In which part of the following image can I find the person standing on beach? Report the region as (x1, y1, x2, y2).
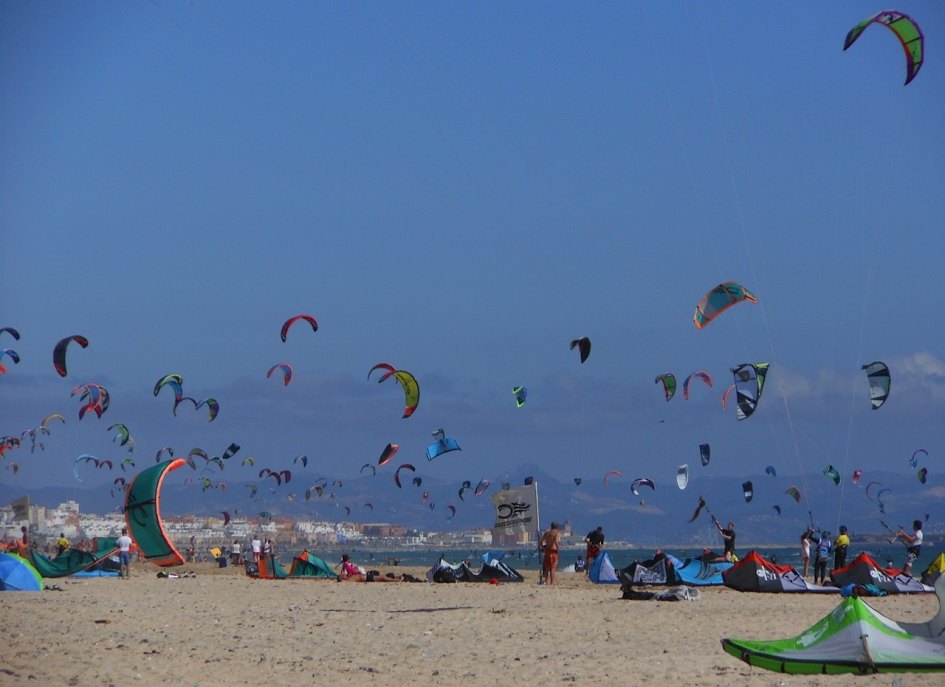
(539, 522, 561, 586)
(833, 526, 850, 570)
(897, 520, 923, 576)
(117, 527, 133, 579)
(230, 539, 241, 566)
(716, 520, 737, 562)
(584, 526, 605, 577)
(251, 534, 262, 563)
(56, 532, 70, 557)
(800, 529, 813, 577)
(813, 531, 831, 584)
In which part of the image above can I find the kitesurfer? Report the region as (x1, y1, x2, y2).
(833, 526, 850, 569)
(800, 529, 813, 578)
(716, 521, 737, 562)
(117, 527, 133, 579)
(584, 526, 605, 578)
(897, 520, 923, 575)
(814, 531, 831, 585)
(539, 522, 561, 586)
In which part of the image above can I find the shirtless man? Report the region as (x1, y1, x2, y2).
(539, 522, 561, 586)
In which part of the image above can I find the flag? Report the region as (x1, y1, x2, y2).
(491, 482, 539, 537)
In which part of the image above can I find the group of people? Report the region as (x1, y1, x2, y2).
(799, 519, 923, 584)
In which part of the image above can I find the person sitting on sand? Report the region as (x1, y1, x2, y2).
(337, 554, 397, 582)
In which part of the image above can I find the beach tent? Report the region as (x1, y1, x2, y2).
(668, 553, 731, 586)
(831, 553, 933, 594)
(723, 551, 839, 593)
(588, 551, 619, 584)
(28, 537, 119, 578)
(922, 553, 945, 587)
(0, 552, 43, 591)
(722, 573, 945, 674)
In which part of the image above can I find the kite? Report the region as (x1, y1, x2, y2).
(0, 349, 20, 366)
(0, 327, 20, 340)
(603, 470, 622, 487)
(630, 477, 655, 495)
(363, 503, 374, 511)
(393, 463, 415, 488)
(124, 458, 187, 566)
(655, 373, 676, 401)
(221, 511, 231, 527)
(458, 480, 472, 501)
(721, 383, 736, 411)
(73, 454, 100, 483)
(693, 282, 757, 329)
(742, 481, 754, 503)
(474, 479, 490, 496)
(41, 414, 66, 428)
(446, 505, 457, 519)
(570, 337, 591, 363)
(699, 443, 711, 467)
(153, 374, 184, 400)
(412, 477, 422, 487)
(772, 505, 781, 516)
(865, 481, 882, 500)
(785, 486, 801, 504)
(918, 467, 928, 484)
(688, 496, 707, 523)
(280, 314, 318, 342)
(196, 398, 220, 422)
(367, 363, 396, 382)
(360, 463, 376, 476)
(676, 465, 689, 490)
(910, 449, 927, 468)
(426, 429, 461, 460)
(852, 468, 862, 484)
(53, 335, 89, 377)
(683, 371, 713, 400)
(765, 465, 777, 477)
(267, 363, 294, 386)
(573, 477, 582, 486)
(220, 443, 240, 461)
(512, 386, 527, 408)
(731, 363, 769, 420)
(823, 465, 841, 486)
(108, 423, 131, 447)
(861, 361, 890, 410)
(843, 10, 924, 85)
(374, 369, 420, 418)
(378, 442, 399, 466)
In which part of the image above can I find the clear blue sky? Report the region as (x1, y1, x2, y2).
(2, 2, 943, 528)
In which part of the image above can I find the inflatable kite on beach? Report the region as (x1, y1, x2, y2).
(844, 10, 924, 85)
(124, 458, 187, 567)
(693, 282, 757, 329)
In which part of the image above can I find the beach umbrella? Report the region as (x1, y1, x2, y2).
(0, 552, 44, 591)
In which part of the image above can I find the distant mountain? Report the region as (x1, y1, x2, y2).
(3, 463, 939, 547)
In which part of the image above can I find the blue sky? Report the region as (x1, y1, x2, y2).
(2, 1, 943, 530)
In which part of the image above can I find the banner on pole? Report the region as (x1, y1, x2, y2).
(491, 482, 538, 536)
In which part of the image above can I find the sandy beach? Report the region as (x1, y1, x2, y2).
(1, 559, 939, 687)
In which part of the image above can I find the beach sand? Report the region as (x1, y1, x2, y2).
(1, 560, 938, 686)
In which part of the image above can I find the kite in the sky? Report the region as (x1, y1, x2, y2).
(688, 496, 707, 523)
(393, 463, 415, 488)
(721, 383, 736, 411)
(426, 429, 461, 460)
(280, 314, 318, 342)
(267, 363, 294, 386)
(0, 327, 20, 341)
(474, 479, 490, 496)
(512, 386, 527, 408)
(910, 448, 927, 468)
(844, 10, 924, 85)
(573, 477, 582, 486)
(196, 398, 220, 422)
(693, 282, 757, 329)
(154, 374, 184, 401)
(699, 443, 710, 467)
(676, 465, 689, 490)
(378, 442, 399, 466)
(918, 467, 928, 484)
(852, 468, 862, 484)
(53, 335, 89, 377)
(570, 337, 591, 363)
(683, 371, 713, 400)
(823, 465, 841, 486)
(765, 465, 777, 478)
(785, 486, 801, 504)
(630, 477, 655, 495)
(865, 481, 882, 500)
(360, 463, 376, 476)
(731, 363, 769, 420)
(458, 480, 472, 501)
(862, 361, 890, 410)
(388, 370, 420, 418)
(772, 505, 781, 516)
(603, 470, 622, 487)
(742, 481, 753, 503)
(655, 373, 676, 401)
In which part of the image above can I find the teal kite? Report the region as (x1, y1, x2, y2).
(694, 282, 757, 329)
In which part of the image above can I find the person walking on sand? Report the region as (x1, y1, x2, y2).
(539, 522, 561, 586)
(117, 527, 133, 579)
(584, 526, 605, 577)
(897, 520, 924, 576)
